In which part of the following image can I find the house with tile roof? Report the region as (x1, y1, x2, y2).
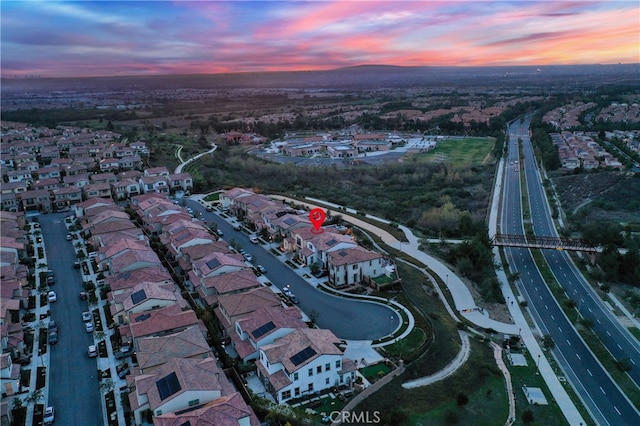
(134, 326, 212, 374)
(257, 328, 355, 403)
(286, 227, 356, 269)
(214, 287, 282, 336)
(109, 281, 183, 325)
(196, 269, 262, 307)
(230, 306, 307, 362)
(119, 304, 203, 347)
(129, 357, 230, 424)
(327, 245, 385, 287)
(193, 252, 247, 279)
(152, 392, 260, 426)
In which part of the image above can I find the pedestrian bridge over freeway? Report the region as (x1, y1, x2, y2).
(491, 233, 597, 253)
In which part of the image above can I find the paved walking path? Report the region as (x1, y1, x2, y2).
(402, 331, 470, 389)
(491, 342, 516, 425)
(272, 195, 518, 334)
(173, 144, 217, 174)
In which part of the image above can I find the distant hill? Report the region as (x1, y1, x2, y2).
(1, 63, 638, 93)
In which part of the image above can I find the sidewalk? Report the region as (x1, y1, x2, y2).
(402, 331, 470, 389)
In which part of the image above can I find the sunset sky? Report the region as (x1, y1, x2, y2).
(2, 0, 638, 78)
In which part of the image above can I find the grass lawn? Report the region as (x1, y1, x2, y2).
(357, 339, 507, 425)
(410, 373, 508, 426)
(509, 351, 568, 425)
(382, 327, 427, 357)
(418, 137, 495, 166)
(361, 363, 392, 382)
(203, 192, 221, 202)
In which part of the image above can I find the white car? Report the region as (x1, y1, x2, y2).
(47, 291, 57, 303)
(82, 311, 92, 322)
(44, 406, 55, 424)
(88, 345, 98, 357)
(85, 322, 94, 333)
(243, 253, 253, 262)
(249, 236, 259, 244)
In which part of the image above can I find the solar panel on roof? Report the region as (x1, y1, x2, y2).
(251, 321, 276, 339)
(131, 289, 147, 305)
(290, 346, 317, 366)
(134, 313, 151, 322)
(206, 258, 221, 270)
(156, 371, 182, 401)
(326, 239, 337, 246)
(338, 251, 348, 257)
(283, 218, 296, 225)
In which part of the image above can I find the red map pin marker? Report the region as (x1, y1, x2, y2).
(309, 208, 326, 233)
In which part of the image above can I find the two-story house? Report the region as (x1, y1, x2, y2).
(256, 328, 355, 403)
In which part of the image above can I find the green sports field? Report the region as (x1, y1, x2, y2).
(416, 137, 496, 166)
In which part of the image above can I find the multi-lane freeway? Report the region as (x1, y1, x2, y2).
(501, 119, 640, 425)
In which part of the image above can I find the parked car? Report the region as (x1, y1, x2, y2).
(82, 311, 92, 322)
(249, 236, 259, 244)
(47, 275, 55, 286)
(79, 291, 87, 301)
(49, 330, 58, 345)
(66, 233, 72, 241)
(88, 345, 98, 357)
(13, 355, 31, 365)
(44, 406, 55, 424)
(289, 294, 300, 304)
(216, 230, 223, 237)
(47, 291, 57, 302)
(243, 253, 253, 262)
(115, 346, 134, 360)
(85, 322, 94, 333)
(257, 265, 266, 274)
(48, 320, 58, 333)
(233, 223, 241, 231)
(73, 261, 81, 269)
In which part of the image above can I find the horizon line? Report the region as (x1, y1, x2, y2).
(3, 62, 638, 81)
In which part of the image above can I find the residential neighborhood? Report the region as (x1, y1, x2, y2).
(0, 121, 402, 426)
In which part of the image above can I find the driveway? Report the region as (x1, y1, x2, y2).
(37, 213, 104, 425)
(186, 199, 400, 341)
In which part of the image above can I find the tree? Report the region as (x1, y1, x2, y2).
(522, 409, 535, 424)
(542, 334, 555, 350)
(24, 389, 43, 406)
(456, 392, 469, 406)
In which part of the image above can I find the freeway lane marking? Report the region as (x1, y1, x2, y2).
(615, 406, 621, 415)
(566, 339, 572, 346)
(550, 315, 555, 320)
(600, 387, 606, 395)
(545, 304, 548, 310)
(617, 344, 623, 350)
(631, 359, 636, 365)
(576, 353, 581, 360)
(587, 369, 592, 376)
(597, 318, 601, 324)
(606, 331, 611, 337)
(558, 327, 562, 332)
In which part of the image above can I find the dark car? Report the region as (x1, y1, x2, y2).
(49, 330, 58, 345)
